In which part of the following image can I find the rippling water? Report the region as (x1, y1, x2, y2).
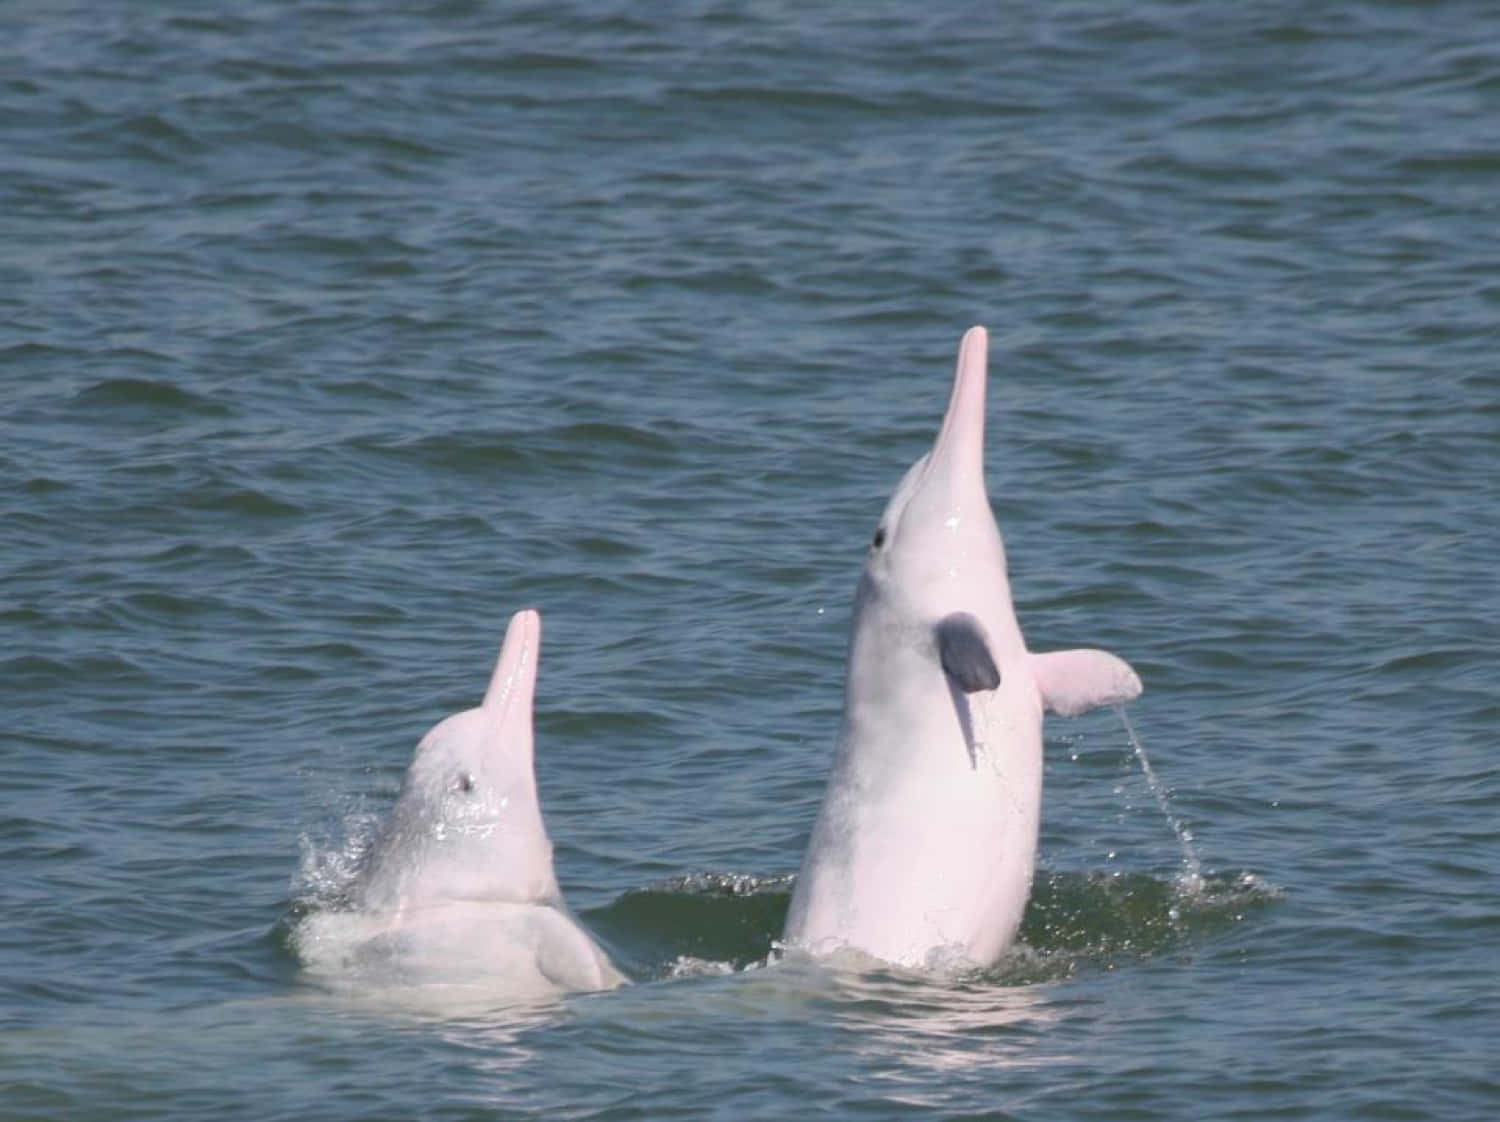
(4, 1, 1497, 1118)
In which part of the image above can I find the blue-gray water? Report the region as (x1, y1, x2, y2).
(3, 1, 1497, 1118)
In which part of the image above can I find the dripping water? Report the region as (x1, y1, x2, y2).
(1116, 706, 1203, 897)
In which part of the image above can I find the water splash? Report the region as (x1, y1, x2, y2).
(290, 793, 383, 915)
(1116, 706, 1203, 897)
(1013, 868, 1277, 981)
(587, 867, 1278, 986)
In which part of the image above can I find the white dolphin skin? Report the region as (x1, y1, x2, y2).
(295, 609, 626, 999)
(782, 326, 1143, 970)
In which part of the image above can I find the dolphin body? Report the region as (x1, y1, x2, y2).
(295, 609, 626, 1000)
(782, 327, 1143, 971)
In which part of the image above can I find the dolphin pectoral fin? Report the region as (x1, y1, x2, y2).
(1031, 649, 1143, 717)
(937, 613, 1002, 693)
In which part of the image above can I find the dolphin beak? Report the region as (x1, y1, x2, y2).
(927, 326, 989, 491)
(481, 608, 541, 754)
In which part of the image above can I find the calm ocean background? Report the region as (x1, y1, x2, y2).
(3, 1, 1497, 1118)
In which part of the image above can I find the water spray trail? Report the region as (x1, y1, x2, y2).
(1116, 706, 1203, 895)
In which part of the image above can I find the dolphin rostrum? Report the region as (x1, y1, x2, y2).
(782, 326, 1143, 970)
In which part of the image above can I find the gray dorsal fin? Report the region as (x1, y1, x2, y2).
(936, 612, 1001, 693)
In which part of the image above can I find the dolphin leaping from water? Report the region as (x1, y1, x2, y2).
(295, 609, 626, 1000)
(782, 326, 1143, 971)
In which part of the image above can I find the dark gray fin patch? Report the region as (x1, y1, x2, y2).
(936, 612, 1001, 693)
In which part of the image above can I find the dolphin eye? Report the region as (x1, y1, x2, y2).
(454, 772, 475, 794)
(872, 526, 887, 549)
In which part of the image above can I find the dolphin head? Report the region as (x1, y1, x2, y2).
(860, 327, 1017, 646)
(354, 609, 562, 915)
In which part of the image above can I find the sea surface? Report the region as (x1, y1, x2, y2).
(3, 1, 1497, 1118)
